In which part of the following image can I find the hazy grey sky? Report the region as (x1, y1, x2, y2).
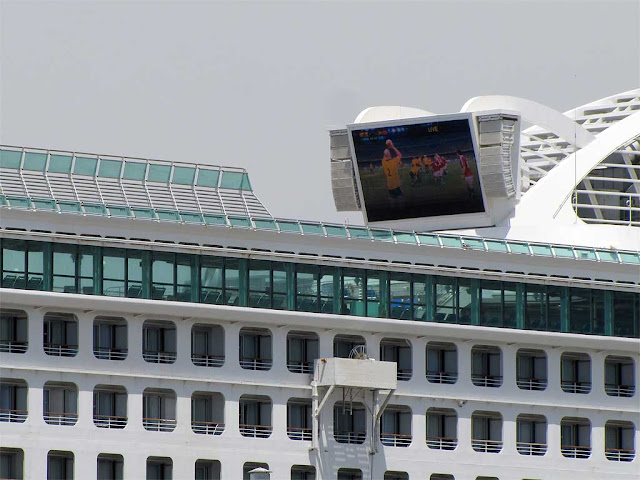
(1, 0, 638, 224)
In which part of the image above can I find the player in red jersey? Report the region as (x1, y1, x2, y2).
(457, 150, 475, 198)
(431, 153, 447, 185)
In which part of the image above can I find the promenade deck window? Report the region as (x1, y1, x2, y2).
(291, 465, 316, 480)
(287, 398, 312, 441)
(0, 448, 23, 480)
(143, 388, 176, 432)
(380, 338, 412, 381)
(195, 460, 221, 480)
(341, 269, 366, 316)
(480, 280, 517, 328)
(200, 257, 240, 306)
(43, 313, 78, 357)
(93, 385, 127, 429)
(152, 252, 192, 301)
(147, 457, 172, 480)
(295, 264, 334, 313)
(389, 273, 412, 320)
(569, 288, 605, 335)
(561, 352, 591, 394)
(471, 345, 502, 387)
(384, 473, 408, 480)
(102, 248, 144, 298)
(143, 320, 177, 364)
(97, 454, 123, 480)
(239, 395, 272, 438)
(426, 342, 457, 384)
(605, 356, 635, 397)
(605, 420, 635, 462)
(524, 284, 562, 332)
(43, 382, 77, 426)
(1, 239, 44, 290)
(52, 244, 94, 294)
(192, 324, 225, 367)
(191, 392, 225, 436)
(613, 291, 639, 337)
(287, 331, 319, 374)
(516, 414, 547, 456)
(426, 408, 457, 450)
(472, 411, 503, 453)
(243, 462, 269, 480)
(0, 379, 27, 423)
(380, 405, 412, 447)
(47, 451, 73, 480)
(93, 316, 127, 360)
(516, 349, 547, 390)
(337, 468, 362, 480)
(334, 402, 366, 444)
(333, 334, 366, 359)
(0, 309, 28, 353)
(435, 276, 472, 324)
(249, 260, 287, 310)
(561, 417, 591, 458)
(239, 327, 272, 370)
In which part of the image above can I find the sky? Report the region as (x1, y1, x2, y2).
(1, 0, 639, 224)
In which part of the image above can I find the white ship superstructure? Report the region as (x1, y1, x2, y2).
(0, 90, 638, 480)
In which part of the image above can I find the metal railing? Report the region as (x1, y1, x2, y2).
(0, 340, 28, 353)
(93, 414, 127, 429)
(426, 435, 458, 450)
(239, 423, 272, 438)
(287, 426, 312, 441)
(604, 383, 635, 397)
(605, 448, 635, 462)
(43, 411, 78, 426)
(43, 343, 78, 357)
(471, 374, 503, 387)
(426, 371, 458, 384)
(561, 381, 591, 394)
(143, 417, 177, 432)
(191, 353, 225, 367)
(334, 430, 366, 444)
(396, 369, 412, 381)
(0, 408, 27, 423)
(191, 420, 225, 435)
(516, 377, 548, 391)
(561, 445, 591, 458)
(380, 432, 412, 447)
(142, 350, 177, 364)
(93, 346, 128, 360)
(239, 357, 272, 371)
(516, 441, 547, 456)
(471, 439, 503, 453)
(287, 360, 314, 374)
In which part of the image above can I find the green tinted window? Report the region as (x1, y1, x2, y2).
(440, 236, 463, 248)
(229, 216, 251, 228)
(7, 197, 31, 208)
(173, 166, 196, 185)
(348, 228, 370, 239)
(417, 234, 439, 245)
(83, 203, 107, 215)
(74, 157, 98, 175)
(49, 155, 73, 173)
(463, 237, 485, 250)
(301, 223, 324, 235)
(23, 152, 47, 171)
(370, 230, 393, 242)
(394, 232, 417, 244)
(32, 199, 56, 210)
(132, 208, 156, 219)
(98, 159, 122, 178)
(180, 212, 203, 223)
(59, 201, 82, 213)
(147, 164, 171, 182)
(508, 242, 530, 254)
(0, 149, 22, 169)
(107, 205, 132, 217)
(220, 171, 244, 189)
(531, 244, 553, 256)
(254, 218, 278, 230)
(196, 169, 220, 187)
(123, 162, 147, 180)
(157, 210, 180, 221)
(204, 214, 227, 225)
(278, 221, 301, 233)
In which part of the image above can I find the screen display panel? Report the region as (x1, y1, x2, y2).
(350, 115, 484, 223)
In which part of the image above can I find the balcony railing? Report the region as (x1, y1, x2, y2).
(191, 353, 225, 367)
(94, 346, 128, 361)
(471, 438, 503, 453)
(43, 343, 78, 357)
(396, 369, 412, 381)
(604, 383, 635, 397)
(287, 426, 312, 441)
(0, 408, 27, 423)
(191, 420, 225, 435)
(43, 411, 78, 426)
(0, 340, 28, 353)
(561, 381, 591, 394)
(605, 448, 636, 462)
(380, 432, 412, 447)
(426, 371, 458, 384)
(143, 417, 177, 432)
(516, 441, 547, 456)
(334, 430, 366, 444)
(471, 374, 503, 388)
(239, 423, 272, 438)
(142, 350, 177, 364)
(94, 414, 127, 429)
(516, 377, 548, 391)
(239, 357, 272, 371)
(287, 360, 314, 374)
(561, 445, 591, 458)
(426, 435, 457, 450)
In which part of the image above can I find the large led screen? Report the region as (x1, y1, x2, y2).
(350, 116, 485, 222)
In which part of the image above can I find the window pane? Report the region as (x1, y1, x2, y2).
(366, 271, 381, 318)
(389, 274, 410, 320)
(480, 280, 502, 327)
(103, 250, 125, 297)
(152, 252, 174, 300)
(343, 269, 365, 316)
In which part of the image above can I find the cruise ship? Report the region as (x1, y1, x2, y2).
(0, 89, 638, 480)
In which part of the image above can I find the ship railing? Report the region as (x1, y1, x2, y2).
(93, 414, 127, 429)
(93, 346, 128, 361)
(426, 371, 458, 384)
(43, 343, 78, 357)
(561, 445, 591, 458)
(191, 353, 225, 367)
(239, 357, 273, 371)
(287, 361, 314, 374)
(191, 420, 225, 435)
(239, 423, 272, 438)
(471, 374, 502, 387)
(604, 383, 635, 397)
(334, 430, 366, 444)
(143, 417, 176, 432)
(380, 432, 412, 447)
(471, 439, 503, 453)
(426, 435, 457, 450)
(605, 448, 635, 462)
(561, 381, 591, 394)
(287, 426, 312, 441)
(0, 408, 27, 423)
(516, 441, 547, 455)
(142, 350, 177, 364)
(0, 340, 28, 353)
(516, 377, 548, 391)
(43, 411, 78, 426)
(396, 369, 412, 381)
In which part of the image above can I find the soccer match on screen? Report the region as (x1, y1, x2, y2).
(351, 118, 485, 222)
